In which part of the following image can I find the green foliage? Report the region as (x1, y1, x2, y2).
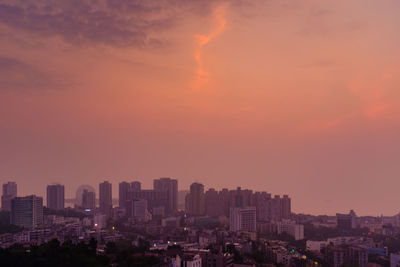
(225, 243, 243, 264)
(0, 238, 162, 267)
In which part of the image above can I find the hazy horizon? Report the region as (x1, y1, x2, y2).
(1, 0, 400, 217)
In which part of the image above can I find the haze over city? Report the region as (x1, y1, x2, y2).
(1, 0, 400, 217)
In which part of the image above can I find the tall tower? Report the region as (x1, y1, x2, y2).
(11, 195, 43, 229)
(2, 182, 17, 211)
(186, 182, 205, 216)
(99, 181, 112, 217)
(281, 195, 291, 219)
(46, 184, 65, 210)
(131, 181, 141, 192)
(119, 182, 130, 208)
(153, 178, 178, 215)
(82, 189, 96, 210)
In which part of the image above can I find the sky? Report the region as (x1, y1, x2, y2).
(1, 0, 400, 216)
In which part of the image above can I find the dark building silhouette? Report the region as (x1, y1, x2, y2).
(11, 195, 43, 229)
(185, 182, 205, 216)
(2, 182, 17, 212)
(153, 178, 178, 215)
(82, 189, 96, 210)
(46, 184, 65, 210)
(99, 181, 112, 217)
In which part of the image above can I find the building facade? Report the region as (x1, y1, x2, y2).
(153, 178, 178, 215)
(2, 182, 17, 211)
(99, 181, 112, 217)
(82, 189, 96, 210)
(11, 195, 43, 229)
(185, 183, 205, 216)
(46, 184, 65, 210)
(230, 206, 257, 232)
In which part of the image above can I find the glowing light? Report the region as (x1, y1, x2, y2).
(192, 4, 228, 89)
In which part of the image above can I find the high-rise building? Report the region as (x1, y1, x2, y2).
(230, 206, 257, 232)
(119, 181, 142, 208)
(205, 188, 221, 217)
(132, 199, 148, 220)
(11, 195, 43, 229)
(2, 182, 17, 211)
(252, 192, 272, 222)
(99, 181, 112, 217)
(153, 178, 178, 215)
(281, 195, 291, 219)
(119, 182, 130, 208)
(337, 210, 357, 230)
(129, 190, 168, 215)
(272, 195, 282, 220)
(185, 183, 205, 216)
(131, 181, 141, 192)
(75, 185, 95, 207)
(276, 220, 304, 240)
(82, 189, 96, 210)
(46, 184, 65, 210)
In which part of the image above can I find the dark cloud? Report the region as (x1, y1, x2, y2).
(0, 0, 229, 48)
(0, 56, 73, 91)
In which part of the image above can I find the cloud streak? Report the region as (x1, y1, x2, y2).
(192, 4, 228, 89)
(0, 56, 73, 91)
(0, 0, 236, 49)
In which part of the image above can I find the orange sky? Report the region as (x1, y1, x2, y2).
(1, 0, 400, 215)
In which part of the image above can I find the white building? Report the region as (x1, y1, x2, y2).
(306, 240, 328, 252)
(276, 220, 304, 240)
(182, 254, 202, 267)
(230, 207, 257, 232)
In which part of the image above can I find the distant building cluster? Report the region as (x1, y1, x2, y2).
(0, 179, 294, 236)
(186, 185, 291, 221)
(3, 179, 400, 266)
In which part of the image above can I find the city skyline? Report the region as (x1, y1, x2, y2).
(1, 1, 400, 217)
(1, 1, 400, 265)
(0, 178, 398, 217)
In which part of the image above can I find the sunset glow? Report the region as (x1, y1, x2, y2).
(1, 0, 400, 216)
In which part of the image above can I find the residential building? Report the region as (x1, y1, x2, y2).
(276, 220, 304, 240)
(11, 195, 43, 229)
(119, 182, 130, 208)
(129, 190, 168, 214)
(46, 184, 65, 210)
(153, 178, 178, 215)
(82, 189, 96, 210)
(186, 183, 205, 216)
(2, 182, 17, 211)
(99, 181, 112, 217)
(281, 194, 291, 219)
(337, 210, 357, 230)
(230, 206, 257, 232)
